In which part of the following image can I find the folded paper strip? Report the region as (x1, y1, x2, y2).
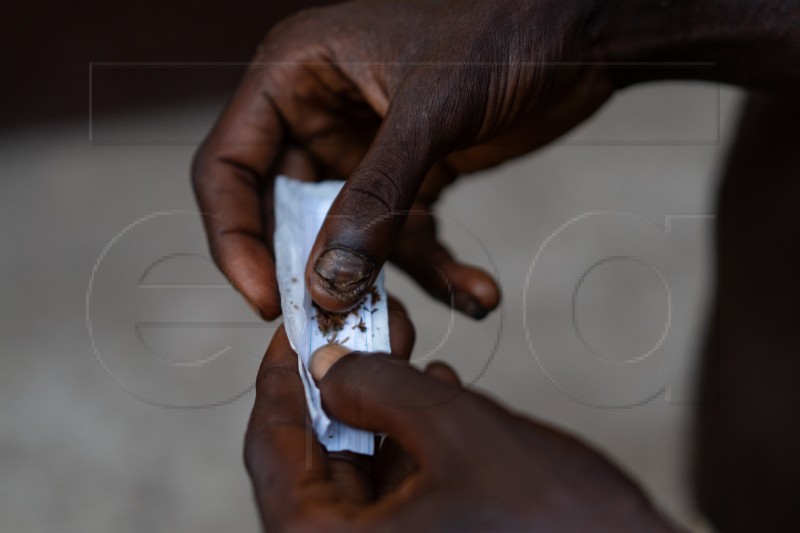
(273, 176, 390, 454)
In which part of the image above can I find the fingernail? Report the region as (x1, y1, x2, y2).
(313, 247, 373, 302)
(310, 344, 353, 381)
(453, 291, 489, 320)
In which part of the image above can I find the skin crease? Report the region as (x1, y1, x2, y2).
(196, 0, 800, 530)
(192, 0, 616, 319)
(193, 0, 799, 319)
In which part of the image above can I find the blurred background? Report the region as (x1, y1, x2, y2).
(2, 2, 742, 531)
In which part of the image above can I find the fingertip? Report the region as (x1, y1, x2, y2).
(309, 344, 354, 382)
(387, 296, 415, 359)
(258, 299, 283, 321)
(466, 269, 501, 310)
(450, 266, 500, 320)
(243, 298, 281, 321)
(240, 285, 282, 320)
(423, 362, 462, 386)
(453, 291, 490, 320)
(306, 247, 375, 312)
(390, 220, 500, 320)
(212, 241, 282, 319)
(261, 307, 283, 321)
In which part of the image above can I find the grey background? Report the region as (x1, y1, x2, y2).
(1, 81, 741, 532)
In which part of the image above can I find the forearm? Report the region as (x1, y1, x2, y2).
(586, 0, 800, 90)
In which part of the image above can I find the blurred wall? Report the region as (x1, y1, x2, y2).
(1, 0, 336, 130)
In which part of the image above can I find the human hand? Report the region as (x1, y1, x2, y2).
(193, 0, 615, 319)
(244, 329, 675, 531)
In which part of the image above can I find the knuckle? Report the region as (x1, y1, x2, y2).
(190, 144, 212, 191)
(395, 68, 483, 149)
(242, 426, 263, 474)
(345, 164, 407, 228)
(367, 163, 404, 207)
(271, 7, 323, 36)
(241, 431, 290, 497)
(242, 422, 284, 480)
(258, 7, 329, 63)
(252, 6, 345, 102)
(255, 364, 301, 391)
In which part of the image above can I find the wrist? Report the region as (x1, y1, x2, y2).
(584, 0, 800, 90)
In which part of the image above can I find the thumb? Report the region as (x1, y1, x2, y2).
(305, 93, 444, 311)
(314, 348, 466, 460)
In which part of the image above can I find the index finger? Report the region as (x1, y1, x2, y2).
(192, 63, 283, 319)
(244, 326, 327, 523)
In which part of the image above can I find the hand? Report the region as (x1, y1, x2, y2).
(244, 331, 675, 531)
(193, 0, 615, 319)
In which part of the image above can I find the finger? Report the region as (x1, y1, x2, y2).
(387, 295, 415, 359)
(374, 362, 462, 495)
(375, 435, 417, 498)
(244, 326, 327, 519)
(304, 91, 447, 312)
(423, 361, 462, 386)
(390, 204, 500, 319)
(307, 125, 501, 321)
(310, 344, 353, 382)
(317, 353, 466, 461)
(192, 65, 284, 320)
(326, 450, 374, 505)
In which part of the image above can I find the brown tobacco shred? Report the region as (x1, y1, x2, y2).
(369, 285, 381, 305)
(313, 305, 347, 337)
(313, 286, 381, 339)
(313, 293, 371, 338)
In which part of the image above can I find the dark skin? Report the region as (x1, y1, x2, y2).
(693, 94, 800, 532)
(195, 0, 800, 530)
(247, 323, 675, 532)
(193, 0, 799, 319)
(192, 0, 614, 319)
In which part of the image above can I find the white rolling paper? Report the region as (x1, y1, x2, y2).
(273, 176, 389, 455)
